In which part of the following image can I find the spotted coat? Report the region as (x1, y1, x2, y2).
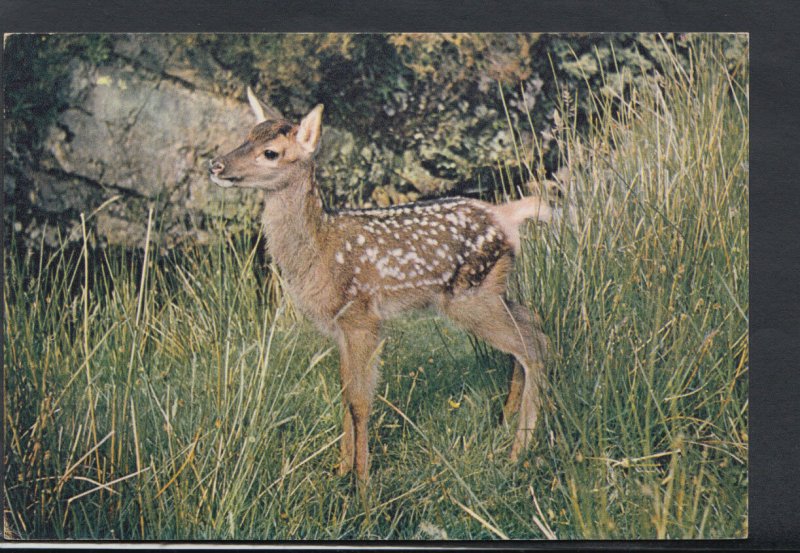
(328, 198, 513, 301)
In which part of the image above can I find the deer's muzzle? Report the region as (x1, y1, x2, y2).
(209, 158, 225, 175)
(208, 158, 243, 188)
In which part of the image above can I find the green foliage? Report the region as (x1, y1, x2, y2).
(4, 32, 748, 209)
(4, 35, 747, 540)
(151, 33, 750, 187)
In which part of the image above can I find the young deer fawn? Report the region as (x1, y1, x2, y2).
(209, 89, 555, 482)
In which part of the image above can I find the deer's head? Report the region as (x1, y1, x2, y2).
(209, 88, 323, 192)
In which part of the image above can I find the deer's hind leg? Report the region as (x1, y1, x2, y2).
(503, 361, 525, 423)
(442, 258, 550, 461)
(502, 309, 550, 423)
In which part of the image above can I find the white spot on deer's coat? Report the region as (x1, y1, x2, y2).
(357, 234, 366, 245)
(345, 241, 352, 252)
(335, 251, 345, 264)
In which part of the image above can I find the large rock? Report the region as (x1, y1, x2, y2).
(36, 57, 264, 248)
(6, 35, 528, 251)
(27, 54, 365, 249)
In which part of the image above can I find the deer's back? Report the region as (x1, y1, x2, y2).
(322, 197, 514, 321)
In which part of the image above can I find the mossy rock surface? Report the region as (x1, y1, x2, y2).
(4, 33, 744, 250)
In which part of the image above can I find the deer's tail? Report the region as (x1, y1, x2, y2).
(486, 196, 554, 254)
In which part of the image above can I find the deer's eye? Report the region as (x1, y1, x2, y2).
(263, 150, 279, 160)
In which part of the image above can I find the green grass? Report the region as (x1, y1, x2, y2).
(4, 35, 748, 540)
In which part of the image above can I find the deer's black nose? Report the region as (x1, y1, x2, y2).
(209, 159, 225, 175)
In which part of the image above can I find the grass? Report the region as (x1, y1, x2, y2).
(4, 35, 748, 540)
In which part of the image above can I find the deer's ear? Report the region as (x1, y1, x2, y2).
(247, 87, 283, 122)
(296, 104, 324, 155)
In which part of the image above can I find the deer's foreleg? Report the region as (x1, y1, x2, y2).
(336, 318, 381, 483)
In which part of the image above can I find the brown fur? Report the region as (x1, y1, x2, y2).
(210, 98, 554, 482)
(247, 120, 295, 143)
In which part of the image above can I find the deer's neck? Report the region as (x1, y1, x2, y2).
(260, 163, 328, 283)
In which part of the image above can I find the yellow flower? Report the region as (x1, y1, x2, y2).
(448, 398, 461, 409)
